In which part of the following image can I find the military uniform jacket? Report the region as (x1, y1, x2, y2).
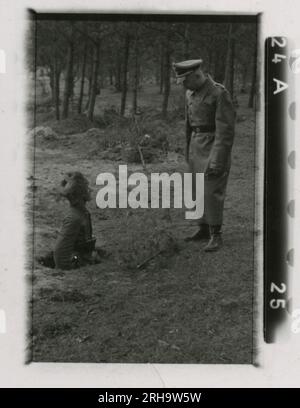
(186, 75, 235, 173)
(54, 205, 93, 270)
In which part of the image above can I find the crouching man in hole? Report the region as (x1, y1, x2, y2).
(37, 172, 106, 270)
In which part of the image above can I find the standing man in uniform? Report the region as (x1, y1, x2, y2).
(173, 59, 235, 251)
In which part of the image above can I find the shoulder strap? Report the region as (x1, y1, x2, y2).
(87, 211, 93, 238)
(207, 74, 225, 89)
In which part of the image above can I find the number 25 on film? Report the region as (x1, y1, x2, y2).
(270, 282, 286, 309)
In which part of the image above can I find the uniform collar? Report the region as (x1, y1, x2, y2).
(190, 74, 213, 96)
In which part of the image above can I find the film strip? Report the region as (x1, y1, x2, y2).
(264, 37, 294, 343)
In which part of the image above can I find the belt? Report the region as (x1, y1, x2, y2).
(192, 125, 216, 133)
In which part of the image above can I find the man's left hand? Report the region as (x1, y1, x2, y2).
(205, 167, 223, 177)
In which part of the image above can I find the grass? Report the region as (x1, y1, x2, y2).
(29, 84, 256, 363)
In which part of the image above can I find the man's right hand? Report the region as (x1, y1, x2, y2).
(185, 146, 190, 162)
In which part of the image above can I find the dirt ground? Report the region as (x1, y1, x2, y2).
(28, 87, 256, 363)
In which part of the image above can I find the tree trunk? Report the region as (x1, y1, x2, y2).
(241, 64, 248, 92)
(162, 35, 171, 118)
(51, 29, 60, 120)
(120, 33, 130, 116)
(87, 42, 100, 121)
(109, 68, 113, 86)
(155, 58, 160, 85)
(214, 53, 225, 83)
(54, 70, 60, 120)
(229, 38, 235, 96)
(159, 44, 164, 94)
(70, 74, 75, 111)
(132, 28, 139, 114)
(248, 49, 257, 109)
(49, 66, 55, 103)
(184, 23, 190, 59)
(62, 30, 74, 119)
(85, 46, 94, 111)
(115, 55, 122, 92)
(214, 39, 227, 84)
(53, 52, 61, 121)
(224, 23, 235, 97)
(78, 40, 88, 114)
(207, 48, 212, 73)
(99, 61, 104, 88)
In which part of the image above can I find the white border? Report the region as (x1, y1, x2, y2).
(0, 0, 300, 388)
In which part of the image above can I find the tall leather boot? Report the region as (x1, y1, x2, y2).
(185, 224, 210, 242)
(204, 225, 223, 252)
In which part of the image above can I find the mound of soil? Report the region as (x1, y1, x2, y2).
(29, 126, 58, 141)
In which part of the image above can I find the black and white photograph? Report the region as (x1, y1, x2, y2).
(27, 13, 258, 364)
